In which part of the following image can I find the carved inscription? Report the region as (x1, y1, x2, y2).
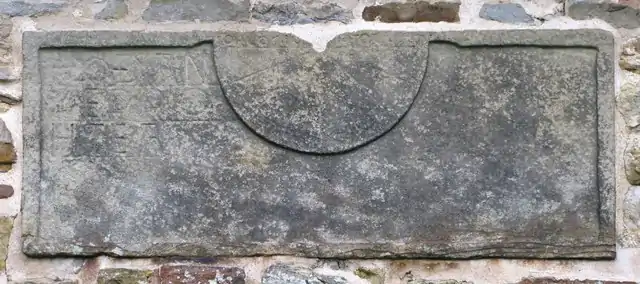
(22, 30, 615, 259)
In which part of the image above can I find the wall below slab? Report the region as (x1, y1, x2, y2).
(1, 0, 640, 283)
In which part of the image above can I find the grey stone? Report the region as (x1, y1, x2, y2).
(0, 89, 21, 104)
(566, 0, 640, 29)
(93, 0, 127, 20)
(262, 263, 347, 284)
(11, 281, 77, 284)
(410, 281, 473, 284)
(216, 32, 428, 154)
(617, 76, 640, 128)
(142, 0, 249, 22)
(622, 186, 640, 247)
(511, 0, 563, 20)
(479, 3, 534, 23)
(0, 15, 12, 66)
(625, 134, 640, 185)
(0, 119, 12, 144)
(513, 278, 640, 283)
(21, 30, 615, 259)
(0, 118, 15, 171)
(0, 0, 68, 16)
(252, 0, 356, 25)
(621, 37, 640, 73)
(0, 67, 17, 82)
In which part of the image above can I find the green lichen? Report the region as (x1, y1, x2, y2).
(97, 268, 153, 284)
(354, 267, 384, 284)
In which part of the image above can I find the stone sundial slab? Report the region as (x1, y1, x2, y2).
(21, 29, 615, 259)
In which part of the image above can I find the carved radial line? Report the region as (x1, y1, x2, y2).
(213, 32, 429, 154)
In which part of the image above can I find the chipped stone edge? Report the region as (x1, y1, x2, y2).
(20, 29, 616, 259)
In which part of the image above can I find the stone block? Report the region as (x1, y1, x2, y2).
(511, 0, 563, 19)
(0, 217, 13, 271)
(92, 0, 127, 20)
(251, 0, 356, 25)
(11, 281, 77, 284)
(362, 1, 460, 22)
(410, 281, 473, 284)
(622, 186, 640, 247)
(0, 67, 16, 82)
(97, 269, 153, 284)
(142, 0, 249, 22)
(0, 0, 69, 16)
(625, 135, 640, 185)
(618, 75, 640, 129)
(262, 264, 347, 284)
(20, 30, 616, 259)
(515, 278, 638, 283)
(566, 0, 640, 29)
(0, 119, 15, 173)
(0, 185, 14, 199)
(479, 3, 534, 23)
(156, 265, 245, 284)
(0, 15, 11, 66)
(621, 37, 640, 73)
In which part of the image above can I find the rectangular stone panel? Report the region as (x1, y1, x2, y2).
(21, 30, 615, 259)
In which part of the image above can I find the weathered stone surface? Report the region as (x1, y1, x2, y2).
(142, 0, 249, 22)
(252, 0, 356, 24)
(512, 0, 563, 20)
(621, 38, 640, 73)
(566, 0, 640, 29)
(479, 3, 534, 23)
(354, 267, 383, 284)
(625, 135, 640, 185)
(0, 0, 69, 16)
(0, 120, 17, 172)
(0, 185, 14, 199)
(93, 0, 127, 20)
(622, 186, 640, 247)
(216, 32, 428, 154)
(157, 265, 245, 284)
(0, 15, 11, 66)
(0, 119, 12, 145)
(618, 76, 640, 128)
(21, 30, 616, 259)
(0, 90, 21, 105)
(515, 278, 638, 283)
(0, 217, 13, 271)
(0, 102, 12, 112)
(0, 67, 16, 82)
(362, 1, 460, 22)
(0, 119, 15, 171)
(410, 280, 473, 284)
(12, 281, 78, 284)
(97, 268, 152, 284)
(262, 264, 347, 284)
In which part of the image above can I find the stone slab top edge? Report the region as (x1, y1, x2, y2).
(19, 28, 616, 260)
(20, 28, 615, 49)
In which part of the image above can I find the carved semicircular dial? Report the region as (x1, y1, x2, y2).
(213, 31, 429, 154)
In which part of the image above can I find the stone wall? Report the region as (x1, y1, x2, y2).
(0, 0, 639, 283)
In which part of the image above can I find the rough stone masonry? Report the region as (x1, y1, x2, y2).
(2, 0, 640, 283)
